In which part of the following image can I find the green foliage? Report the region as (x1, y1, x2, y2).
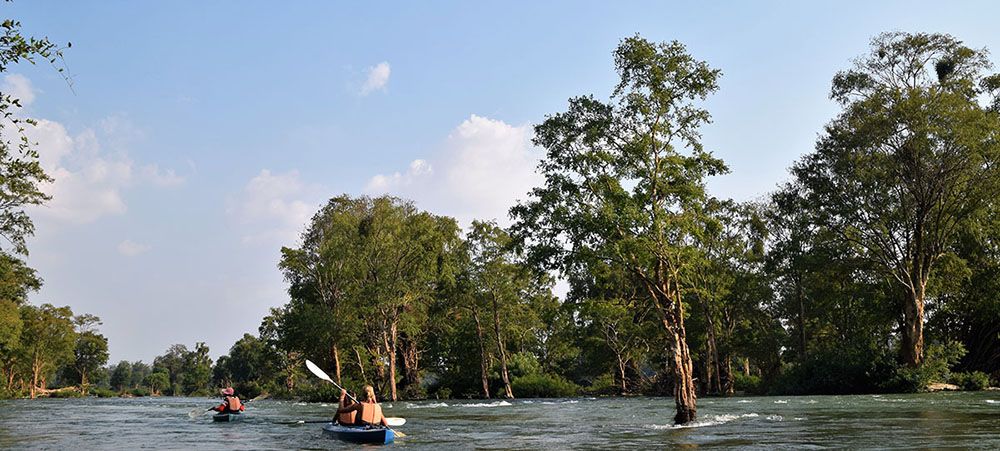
(506, 352, 542, 379)
(129, 387, 150, 397)
(511, 373, 579, 398)
(46, 388, 81, 398)
(89, 387, 116, 398)
(732, 373, 763, 395)
(109, 361, 132, 391)
(950, 371, 991, 391)
(583, 372, 620, 396)
(73, 330, 109, 388)
(142, 371, 169, 395)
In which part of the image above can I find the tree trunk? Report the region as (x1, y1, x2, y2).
(472, 308, 491, 398)
(401, 335, 421, 395)
(901, 288, 925, 367)
(796, 275, 806, 358)
(654, 283, 696, 425)
(385, 322, 399, 401)
(30, 357, 40, 399)
(332, 344, 342, 384)
(491, 294, 514, 399)
(355, 347, 367, 383)
(721, 355, 734, 395)
(617, 355, 628, 395)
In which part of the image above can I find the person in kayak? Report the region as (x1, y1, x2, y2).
(335, 385, 387, 427)
(212, 387, 245, 414)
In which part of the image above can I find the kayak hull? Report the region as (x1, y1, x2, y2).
(322, 423, 394, 445)
(213, 413, 243, 422)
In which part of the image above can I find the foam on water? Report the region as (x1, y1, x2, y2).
(647, 412, 764, 430)
(986, 400, 999, 404)
(774, 400, 788, 404)
(405, 402, 448, 409)
(462, 401, 513, 408)
(737, 399, 754, 403)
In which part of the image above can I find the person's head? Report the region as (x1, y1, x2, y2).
(363, 385, 376, 402)
(221, 387, 234, 397)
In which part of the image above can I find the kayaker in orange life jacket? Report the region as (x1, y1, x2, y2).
(213, 387, 245, 414)
(335, 385, 387, 427)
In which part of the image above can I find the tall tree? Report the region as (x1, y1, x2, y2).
(512, 36, 726, 423)
(791, 32, 1000, 366)
(19, 304, 75, 397)
(72, 331, 108, 392)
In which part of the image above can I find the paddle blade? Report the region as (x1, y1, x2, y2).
(385, 417, 406, 427)
(394, 429, 407, 438)
(305, 359, 333, 383)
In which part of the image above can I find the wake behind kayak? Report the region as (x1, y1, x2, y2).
(322, 423, 394, 444)
(213, 413, 244, 422)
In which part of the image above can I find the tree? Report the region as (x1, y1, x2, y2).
(143, 371, 169, 396)
(72, 331, 108, 392)
(109, 360, 132, 392)
(0, 18, 70, 256)
(19, 303, 75, 398)
(0, 298, 21, 392)
(180, 342, 212, 395)
(511, 36, 726, 424)
(791, 32, 1000, 366)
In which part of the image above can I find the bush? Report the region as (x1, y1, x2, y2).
(951, 371, 991, 391)
(733, 373, 763, 394)
(885, 341, 967, 393)
(90, 387, 117, 398)
(234, 381, 263, 399)
(47, 388, 83, 398)
(583, 372, 620, 396)
(511, 373, 579, 398)
(505, 352, 543, 379)
(130, 387, 151, 397)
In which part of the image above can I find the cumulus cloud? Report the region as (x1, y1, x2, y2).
(117, 239, 151, 256)
(2, 74, 35, 107)
(365, 114, 541, 226)
(141, 164, 185, 187)
(360, 62, 391, 96)
(229, 169, 320, 245)
(10, 76, 186, 225)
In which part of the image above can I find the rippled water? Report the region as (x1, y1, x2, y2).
(2, 392, 999, 449)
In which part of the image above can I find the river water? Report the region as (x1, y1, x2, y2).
(1, 393, 999, 449)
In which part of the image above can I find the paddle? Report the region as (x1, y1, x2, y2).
(305, 359, 407, 438)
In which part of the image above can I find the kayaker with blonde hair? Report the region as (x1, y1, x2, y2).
(335, 385, 387, 427)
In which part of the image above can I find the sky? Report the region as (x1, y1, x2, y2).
(6, 1, 1000, 363)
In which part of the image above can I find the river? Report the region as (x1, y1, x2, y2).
(1, 393, 999, 449)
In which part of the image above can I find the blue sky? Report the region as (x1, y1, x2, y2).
(7, 1, 1000, 363)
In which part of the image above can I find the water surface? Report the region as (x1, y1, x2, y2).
(2, 392, 999, 449)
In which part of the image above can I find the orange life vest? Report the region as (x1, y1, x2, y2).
(357, 401, 383, 425)
(226, 396, 243, 412)
(338, 409, 357, 425)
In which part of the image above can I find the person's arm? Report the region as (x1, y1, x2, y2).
(212, 402, 225, 412)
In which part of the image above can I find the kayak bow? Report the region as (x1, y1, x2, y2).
(212, 413, 244, 422)
(322, 423, 395, 444)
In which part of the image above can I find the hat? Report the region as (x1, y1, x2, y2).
(221, 387, 234, 396)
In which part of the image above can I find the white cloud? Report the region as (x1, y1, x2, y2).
(360, 62, 391, 96)
(9, 77, 186, 225)
(27, 121, 131, 224)
(2, 74, 35, 106)
(117, 239, 150, 256)
(365, 114, 541, 226)
(230, 169, 320, 245)
(141, 164, 185, 187)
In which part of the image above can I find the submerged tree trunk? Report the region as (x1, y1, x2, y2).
(651, 277, 697, 425)
(472, 308, 491, 398)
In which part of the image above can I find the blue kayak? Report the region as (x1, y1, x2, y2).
(322, 423, 394, 444)
(212, 413, 243, 422)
